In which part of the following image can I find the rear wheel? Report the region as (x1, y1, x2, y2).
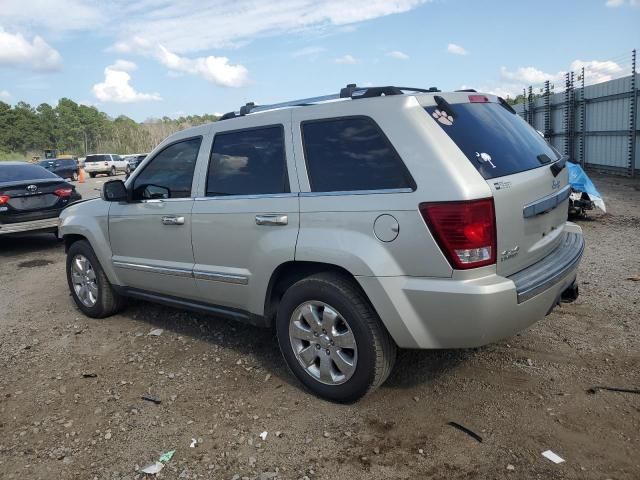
(276, 272, 396, 403)
(66, 240, 125, 318)
(110, 166, 116, 176)
(89, 173, 96, 178)
(125, 165, 131, 175)
(72, 171, 79, 181)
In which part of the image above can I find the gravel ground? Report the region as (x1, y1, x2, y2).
(0, 172, 638, 480)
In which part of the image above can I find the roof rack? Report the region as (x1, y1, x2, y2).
(219, 84, 440, 120)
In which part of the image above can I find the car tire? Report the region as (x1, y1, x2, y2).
(125, 165, 131, 175)
(66, 240, 125, 318)
(110, 166, 116, 176)
(89, 173, 96, 178)
(276, 272, 396, 403)
(72, 172, 79, 181)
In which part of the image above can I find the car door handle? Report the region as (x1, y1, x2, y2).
(161, 216, 185, 225)
(255, 214, 288, 226)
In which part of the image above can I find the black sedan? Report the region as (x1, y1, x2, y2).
(0, 162, 82, 236)
(38, 158, 80, 181)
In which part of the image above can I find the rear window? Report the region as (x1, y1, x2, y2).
(85, 155, 109, 163)
(0, 164, 60, 182)
(425, 102, 560, 180)
(301, 116, 414, 192)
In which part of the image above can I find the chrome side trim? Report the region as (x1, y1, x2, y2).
(300, 188, 414, 197)
(193, 270, 249, 285)
(509, 232, 584, 303)
(112, 261, 193, 278)
(194, 193, 298, 201)
(523, 185, 571, 218)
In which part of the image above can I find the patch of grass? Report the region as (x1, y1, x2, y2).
(0, 151, 28, 161)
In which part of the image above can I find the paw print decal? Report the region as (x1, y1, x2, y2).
(432, 109, 454, 126)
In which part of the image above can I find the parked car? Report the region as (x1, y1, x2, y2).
(38, 158, 80, 181)
(124, 154, 147, 172)
(0, 162, 81, 236)
(83, 154, 128, 177)
(59, 85, 584, 402)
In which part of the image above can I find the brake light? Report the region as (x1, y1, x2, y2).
(468, 95, 489, 103)
(0, 195, 9, 205)
(419, 198, 496, 269)
(54, 187, 73, 198)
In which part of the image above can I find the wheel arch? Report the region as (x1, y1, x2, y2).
(264, 261, 374, 328)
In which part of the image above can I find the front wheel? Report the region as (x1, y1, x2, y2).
(66, 240, 125, 318)
(276, 272, 396, 403)
(110, 166, 116, 176)
(72, 171, 79, 181)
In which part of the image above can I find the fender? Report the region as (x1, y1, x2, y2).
(59, 199, 123, 286)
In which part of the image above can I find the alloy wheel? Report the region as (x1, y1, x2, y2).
(70, 254, 98, 307)
(289, 301, 358, 385)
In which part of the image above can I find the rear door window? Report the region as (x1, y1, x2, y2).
(425, 102, 560, 180)
(206, 126, 289, 196)
(301, 116, 414, 192)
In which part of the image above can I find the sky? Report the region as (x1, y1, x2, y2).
(0, 0, 639, 121)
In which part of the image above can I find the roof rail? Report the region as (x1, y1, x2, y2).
(219, 84, 441, 120)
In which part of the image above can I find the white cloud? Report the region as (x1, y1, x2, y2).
(156, 46, 249, 87)
(108, 0, 430, 54)
(0, 0, 102, 31)
(605, 0, 637, 6)
(570, 59, 623, 83)
(386, 50, 409, 60)
(447, 43, 468, 56)
(0, 29, 62, 72)
(500, 65, 556, 84)
(334, 54, 358, 64)
(92, 60, 162, 103)
(291, 46, 327, 58)
(0, 90, 11, 101)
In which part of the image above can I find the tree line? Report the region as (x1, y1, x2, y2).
(0, 98, 219, 160)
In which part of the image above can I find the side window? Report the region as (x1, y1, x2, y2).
(133, 137, 202, 200)
(206, 126, 288, 196)
(301, 116, 414, 192)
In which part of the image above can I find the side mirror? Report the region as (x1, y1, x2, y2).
(102, 180, 128, 202)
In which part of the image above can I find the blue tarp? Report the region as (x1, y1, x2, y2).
(567, 162, 606, 212)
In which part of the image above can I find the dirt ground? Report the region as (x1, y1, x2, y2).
(0, 172, 638, 480)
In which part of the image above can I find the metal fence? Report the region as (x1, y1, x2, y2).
(512, 49, 638, 177)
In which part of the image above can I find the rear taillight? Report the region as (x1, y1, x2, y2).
(419, 198, 496, 269)
(0, 195, 10, 205)
(54, 187, 73, 198)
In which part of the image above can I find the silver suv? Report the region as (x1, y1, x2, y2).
(60, 85, 584, 402)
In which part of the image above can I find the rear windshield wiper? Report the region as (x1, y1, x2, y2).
(498, 97, 516, 114)
(550, 156, 567, 177)
(433, 96, 456, 119)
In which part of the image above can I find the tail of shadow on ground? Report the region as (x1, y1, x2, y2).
(115, 298, 477, 394)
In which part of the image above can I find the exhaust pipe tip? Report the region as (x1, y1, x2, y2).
(561, 282, 579, 303)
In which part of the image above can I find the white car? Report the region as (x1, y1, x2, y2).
(83, 154, 129, 177)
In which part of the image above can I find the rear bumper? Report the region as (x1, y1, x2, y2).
(358, 223, 584, 349)
(0, 217, 59, 235)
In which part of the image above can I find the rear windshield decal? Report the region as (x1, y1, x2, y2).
(475, 152, 495, 168)
(431, 109, 454, 126)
